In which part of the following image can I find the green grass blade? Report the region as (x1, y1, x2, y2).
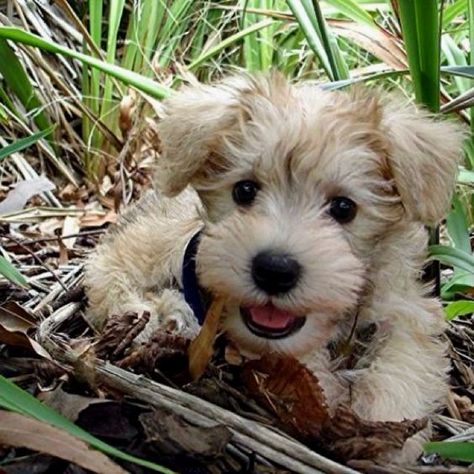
(243, 0, 265, 71)
(101, 0, 125, 129)
(442, 65, 474, 79)
(286, 0, 334, 79)
(323, 0, 376, 28)
(88, 0, 103, 118)
(0, 256, 28, 287)
(446, 195, 471, 253)
(442, 0, 467, 29)
(188, 19, 275, 71)
(441, 35, 470, 93)
(429, 245, 474, 274)
(310, 0, 348, 81)
(0, 375, 173, 473)
(444, 300, 474, 320)
(0, 126, 54, 161)
(0, 39, 52, 133)
(424, 441, 474, 462)
(157, 0, 195, 68)
(397, 0, 440, 111)
(0, 27, 171, 99)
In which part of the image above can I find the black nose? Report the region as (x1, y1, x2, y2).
(251, 251, 301, 295)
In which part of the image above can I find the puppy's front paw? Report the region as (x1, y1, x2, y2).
(376, 425, 430, 465)
(135, 289, 201, 343)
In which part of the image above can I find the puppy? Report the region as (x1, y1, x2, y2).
(85, 73, 464, 460)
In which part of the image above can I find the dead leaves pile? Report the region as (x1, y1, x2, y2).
(93, 300, 427, 465)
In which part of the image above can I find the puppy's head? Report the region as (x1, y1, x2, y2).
(157, 73, 464, 356)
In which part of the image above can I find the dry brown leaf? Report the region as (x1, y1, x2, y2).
(188, 297, 226, 380)
(0, 411, 126, 474)
(38, 387, 108, 422)
(322, 405, 427, 461)
(241, 355, 329, 439)
(0, 302, 51, 359)
(80, 210, 117, 227)
(140, 408, 231, 458)
(241, 355, 426, 461)
(328, 19, 407, 70)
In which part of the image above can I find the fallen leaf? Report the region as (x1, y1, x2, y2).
(241, 355, 426, 461)
(0, 302, 51, 359)
(140, 408, 231, 458)
(38, 387, 108, 422)
(241, 355, 329, 439)
(0, 176, 55, 215)
(321, 405, 427, 461)
(188, 297, 225, 380)
(80, 210, 117, 227)
(61, 215, 81, 249)
(0, 410, 127, 474)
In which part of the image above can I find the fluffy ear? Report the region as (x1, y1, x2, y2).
(382, 100, 465, 225)
(155, 78, 245, 196)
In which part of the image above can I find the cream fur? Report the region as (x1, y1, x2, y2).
(85, 73, 465, 463)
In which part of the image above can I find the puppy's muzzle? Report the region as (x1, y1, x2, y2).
(251, 250, 301, 295)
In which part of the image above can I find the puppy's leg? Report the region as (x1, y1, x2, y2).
(351, 292, 448, 421)
(349, 295, 448, 461)
(85, 189, 202, 339)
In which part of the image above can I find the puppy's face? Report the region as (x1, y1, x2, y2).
(157, 74, 463, 357)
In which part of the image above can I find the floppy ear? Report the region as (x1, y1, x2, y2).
(155, 79, 244, 196)
(382, 100, 465, 225)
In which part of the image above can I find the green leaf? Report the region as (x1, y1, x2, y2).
(101, 0, 125, 128)
(323, 0, 376, 28)
(444, 300, 474, 320)
(188, 19, 275, 70)
(286, 0, 334, 79)
(397, 0, 440, 112)
(429, 245, 474, 275)
(0, 256, 28, 287)
(446, 195, 471, 253)
(442, 0, 467, 29)
(457, 167, 474, 183)
(442, 65, 474, 79)
(0, 127, 55, 162)
(0, 27, 171, 100)
(0, 375, 173, 473)
(424, 441, 474, 462)
(0, 39, 52, 133)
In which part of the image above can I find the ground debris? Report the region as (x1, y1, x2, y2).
(241, 354, 427, 462)
(140, 408, 232, 458)
(321, 405, 427, 461)
(95, 311, 151, 360)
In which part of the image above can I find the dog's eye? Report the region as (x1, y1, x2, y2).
(232, 180, 260, 206)
(328, 197, 357, 223)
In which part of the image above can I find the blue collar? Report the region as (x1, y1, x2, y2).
(182, 231, 206, 325)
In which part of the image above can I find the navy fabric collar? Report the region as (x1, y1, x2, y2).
(182, 231, 206, 325)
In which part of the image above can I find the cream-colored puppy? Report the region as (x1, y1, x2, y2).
(85, 73, 464, 460)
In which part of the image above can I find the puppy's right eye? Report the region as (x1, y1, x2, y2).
(232, 180, 260, 206)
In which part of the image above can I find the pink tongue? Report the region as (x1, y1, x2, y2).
(248, 304, 295, 330)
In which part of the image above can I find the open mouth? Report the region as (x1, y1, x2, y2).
(241, 303, 306, 339)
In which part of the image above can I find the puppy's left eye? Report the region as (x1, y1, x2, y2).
(328, 197, 357, 224)
(232, 180, 260, 206)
